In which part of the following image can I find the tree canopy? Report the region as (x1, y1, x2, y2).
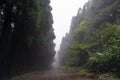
(0, 0, 55, 79)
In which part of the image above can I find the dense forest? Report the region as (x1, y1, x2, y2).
(0, 0, 55, 79)
(59, 0, 120, 76)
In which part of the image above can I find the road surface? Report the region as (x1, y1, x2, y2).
(12, 68, 89, 80)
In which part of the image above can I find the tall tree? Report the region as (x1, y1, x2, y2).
(0, 0, 55, 79)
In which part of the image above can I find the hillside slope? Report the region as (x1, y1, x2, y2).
(59, 0, 120, 75)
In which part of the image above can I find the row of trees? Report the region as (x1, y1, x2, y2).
(59, 0, 120, 74)
(0, 0, 55, 79)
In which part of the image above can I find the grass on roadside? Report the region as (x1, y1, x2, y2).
(60, 66, 120, 79)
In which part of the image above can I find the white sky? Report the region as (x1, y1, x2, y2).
(50, 0, 88, 51)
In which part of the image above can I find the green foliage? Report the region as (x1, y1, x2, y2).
(98, 0, 120, 16)
(87, 23, 120, 73)
(59, 0, 120, 75)
(10, 76, 21, 80)
(96, 23, 117, 42)
(60, 66, 87, 75)
(6, 0, 12, 4)
(73, 21, 87, 35)
(71, 42, 98, 50)
(26, 0, 45, 28)
(26, 36, 33, 47)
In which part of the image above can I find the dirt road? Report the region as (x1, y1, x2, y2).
(11, 68, 89, 80)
